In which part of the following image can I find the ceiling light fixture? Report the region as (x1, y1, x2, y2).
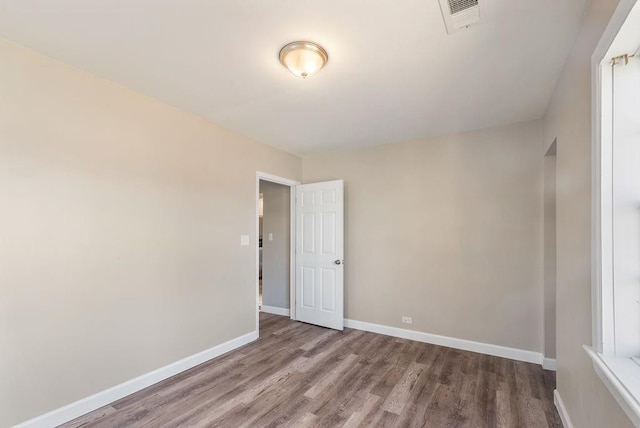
(279, 41, 328, 79)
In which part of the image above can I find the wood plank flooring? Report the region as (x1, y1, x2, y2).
(62, 313, 561, 427)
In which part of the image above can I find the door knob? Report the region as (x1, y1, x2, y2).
(334, 259, 343, 265)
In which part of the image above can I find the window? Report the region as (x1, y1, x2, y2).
(589, 0, 640, 424)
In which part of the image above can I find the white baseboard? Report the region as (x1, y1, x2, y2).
(554, 389, 574, 428)
(344, 318, 544, 365)
(543, 357, 557, 371)
(15, 331, 258, 428)
(261, 305, 290, 317)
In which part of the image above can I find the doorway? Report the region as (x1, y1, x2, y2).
(259, 180, 292, 315)
(255, 172, 299, 333)
(255, 172, 346, 333)
(543, 140, 557, 369)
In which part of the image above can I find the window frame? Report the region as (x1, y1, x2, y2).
(588, 0, 640, 425)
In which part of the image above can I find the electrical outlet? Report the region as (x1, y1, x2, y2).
(268, 233, 273, 241)
(240, 235, 250, 246)
(402, 317, 412, 324)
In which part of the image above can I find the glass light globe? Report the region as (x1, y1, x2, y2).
(279, 42, 328, 79)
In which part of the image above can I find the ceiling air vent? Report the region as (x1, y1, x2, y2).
(438, 0, 486, 34)
(448, 0, 477, 14)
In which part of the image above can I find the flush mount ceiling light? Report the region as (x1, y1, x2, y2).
(279, 41, 328, 79)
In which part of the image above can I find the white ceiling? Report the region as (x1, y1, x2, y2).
(0, 0, 588, 155)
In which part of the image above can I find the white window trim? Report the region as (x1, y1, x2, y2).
(589, 0, 640, 425)
(584, 346, 640, 425)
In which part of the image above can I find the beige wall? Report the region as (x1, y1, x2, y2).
(544, 145, 557, 359)
(0, 39, 301, 426)
(304, 120, 544, 353)
(543, 0, 633, 425)
(260, 180, 290, 309)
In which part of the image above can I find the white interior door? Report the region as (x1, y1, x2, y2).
(295, 180, 344, 330)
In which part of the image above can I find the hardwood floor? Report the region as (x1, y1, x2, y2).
(62, 313, 561, 427)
